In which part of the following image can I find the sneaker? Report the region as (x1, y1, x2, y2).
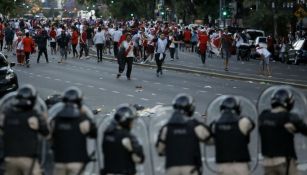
(116, 74, 121, 79)
(170, 58, 174, 61)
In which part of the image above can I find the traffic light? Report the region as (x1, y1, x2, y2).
(161, 11, 165, 16)
(222, 7, 232, 18)
(222, 8, 227, 17)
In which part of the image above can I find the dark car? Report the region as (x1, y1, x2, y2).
(0, 52, 18, 97)
(287, 39, 307, 65)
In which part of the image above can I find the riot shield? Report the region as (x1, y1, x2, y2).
(205, 95, 258, 174)
(46, 103, 96, 175)
(257, 85, 307, 171)
(97, 111, 152, 175)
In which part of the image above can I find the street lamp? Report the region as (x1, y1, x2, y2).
(131, 13, 134, 17)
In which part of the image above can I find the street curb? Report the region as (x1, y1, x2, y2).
(90, 54, 307, 89)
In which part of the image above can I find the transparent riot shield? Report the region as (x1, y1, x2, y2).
(148, 105, 176, 175)
(97, 112, 152, 175)
(205, 95, 258, 174)
(47, 103, 96, 175)
(257, 85, 307, 172)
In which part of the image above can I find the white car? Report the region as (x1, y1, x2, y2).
(245, 29, 265, 45)
(255, 36, 267, 48)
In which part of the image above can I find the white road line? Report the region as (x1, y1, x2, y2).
(99, 77, 103, 80)
(154, 82, 161, 85)
(127, 94, 134, 97)
(54, 78, 61, 81)
(45, 76, 51, 79)
(152, 93, 156, 96)
(65, 80, 71, 83)
(204, 86, 212, 88)
(199, 91, 207, 93)
(182, 87, 189, 90)
(112, 91, 120, 94)
(74, 83, 83, 86)
(233, 87, 237, 88)
(99, 88, 106, 91)
(140, 98, 149, 101)
(156, 102, 164, 105)
(87, 85, 94, 88)
(167, 84, 174, 87)
(142, 80, 149, 83)
(216, 93, 223, 96)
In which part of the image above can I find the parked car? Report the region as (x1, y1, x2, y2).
(287, 39, 307, 65)
(255, 36, 267, 48)
(245, 29, 265, 45)
(0, 52, 18, 97)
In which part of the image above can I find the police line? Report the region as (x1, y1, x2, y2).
(0, 84, 306, 175)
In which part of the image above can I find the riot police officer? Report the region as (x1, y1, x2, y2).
(48, 86, 97, 175)
(102, 104, 145, 175)
(156, 94, 211, 175)
(0, 84, 49, 175)
(209, 96, 255, 175)
(258, 88, 307, 175)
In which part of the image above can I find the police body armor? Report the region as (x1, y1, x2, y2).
(97, 110, 151, 175)
(213, 111, 251, 163)
(205, 95, 258, 173)
(50, 103, 89, 163)
(3, 108, 41, 158)
(258, 110, 296, 159)
(0, 91, 48, 159)
(164, 111, 202, 169)
(102, 126, 137, 175)
(257, 85, 307, 172)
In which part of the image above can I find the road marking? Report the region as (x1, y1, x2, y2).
(183, 87, 189, 90)
(54, 78, 61, 81)
(37, 75, 42, 77)
(199, 91, 207, 93)
(87, 85, 94, 88)
(142, 80, 149, 83)
(99, 88, 106, 91)
(112, 91, 120, 94)
(65, 80, 71, 83)
(99, 77, 103, 80)
(152, 93, 156, 96)
(154, 82, 161, 85)
(156, 102, 164, 105)
(45, 76, 51, 79)
(74, 83, 83, 86)
(204, 86, 212, 88)
(127, 94, 134, 97)
(233, 87, 237, 89)
(216, 93, 223, 96)
(167, 84, 174, 87)
(140, 98, 149, 101)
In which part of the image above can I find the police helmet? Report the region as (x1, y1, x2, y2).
(62, 86, 83, 105)
(172, 93, 195, 117)
(14, 84, 37, 110)
(271, 88, 294, 111)
(114, 104, 136, 129)
(220, 96, 241, 115)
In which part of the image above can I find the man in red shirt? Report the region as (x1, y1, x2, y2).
(22, 32, 34, 68)
(49, 27, 57, 55)
(183, 28, 192, 52)
(71, 27, 79, 58)
(79, 25, 88, 59)
(198, 30, 209, 64)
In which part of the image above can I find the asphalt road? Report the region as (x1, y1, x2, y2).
(3, 49, 307, 175)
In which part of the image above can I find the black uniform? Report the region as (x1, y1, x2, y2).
(259, 110, 307, 160)
(157, 111, 204, 173)
(212, 111, 253, 163)
(102, 124, 144, 175)
(36, 30, 49, 63)
(51, 104, 97, 163)
(2, 107, 49, 158)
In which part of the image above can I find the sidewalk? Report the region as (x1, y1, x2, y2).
(92, 48, 307, 89)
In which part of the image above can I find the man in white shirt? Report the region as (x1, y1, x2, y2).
(117, 33, 135, 80)
(93, 27, 106, 63)
(155, 33, 168, 77)
(112, 27, 122, 57)
(256, 45, 272, 77)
